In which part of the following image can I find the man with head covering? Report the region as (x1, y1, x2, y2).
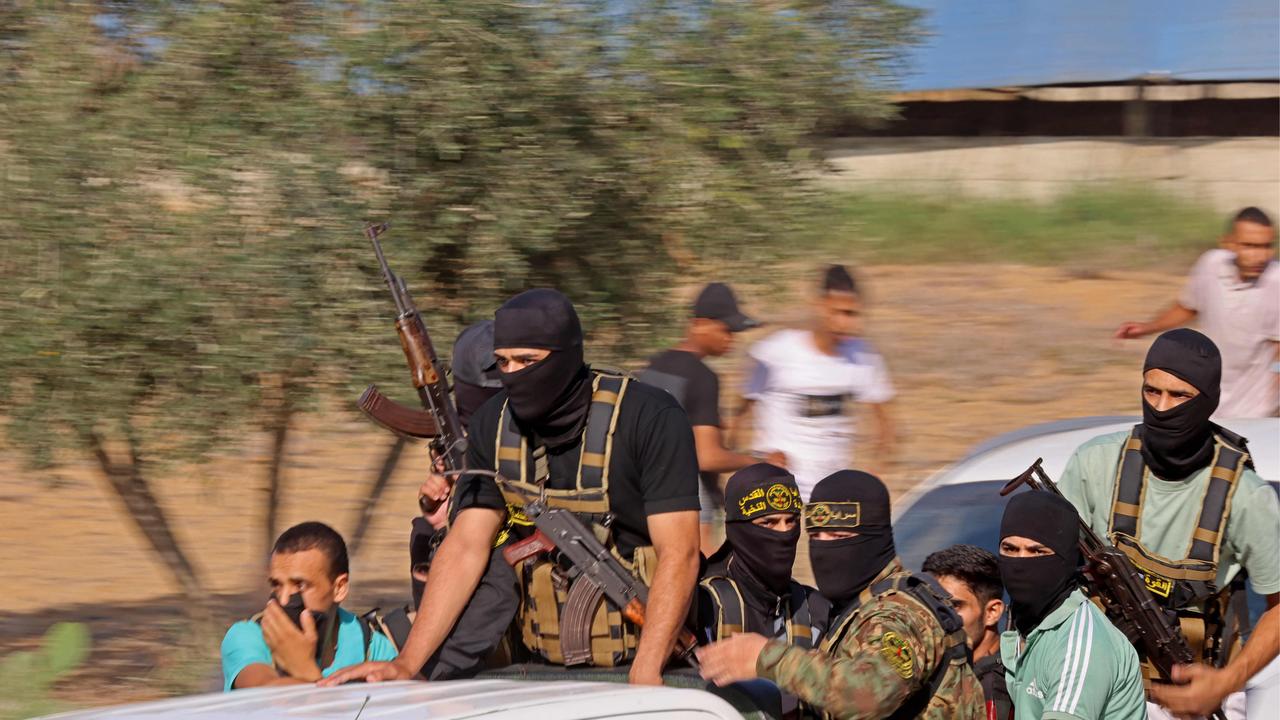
(325, 289, 701, 687)
(697, 463, 824, 646)
(1057, 329, 1280, 718)
(696, 470, 984, 719)
(450, 320, 504, 430)
(997, 491, 1145, 720)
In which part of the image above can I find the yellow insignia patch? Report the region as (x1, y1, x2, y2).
(880, 631, 914, 679)
(766, 483, 797, 511)
(506, 503, 535, 527)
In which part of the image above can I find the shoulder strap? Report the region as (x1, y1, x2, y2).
(359, 614, 373, 662)
(700, 576, 746, 639)
(577, 373, 627, 491)
(1187, 435, 1248, 563)
(1110, 425, 1147, 537)
(495, 399, 529, 483)
(786, 581, 814, 649)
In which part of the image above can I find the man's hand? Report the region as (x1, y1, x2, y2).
(318, 659, 414, 686)
(261, 600, 322, 683)
(418, 458, 454, 525)
(628, 664, 665, 686)
(1114, 321, 1149, 339)
(696, 633, 769, 687)
(1149, 663, 1242, 718)
(761, 450, 787, 468)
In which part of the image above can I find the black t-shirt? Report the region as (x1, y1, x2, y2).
(974, 654, 1013, 720)
(639, 350, 722, 428)
(453, 376, 700, 558)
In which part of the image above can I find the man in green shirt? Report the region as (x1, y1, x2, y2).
(998, 491, 1146, 720)
(1057, 329, 1280, 717)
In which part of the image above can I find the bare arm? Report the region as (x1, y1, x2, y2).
(319, 506, 504, 685)
(692, 425, 767, 474)
(1150, 594, 1280, 715)
(629, 509, 700, 685)
(868, 401, 895, 475)
(232, 664, 314, 689)
(1115, 302, 1197, 339)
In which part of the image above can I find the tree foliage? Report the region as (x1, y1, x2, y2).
(0, 0, 919, 594)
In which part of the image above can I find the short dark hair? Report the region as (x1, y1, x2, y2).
(272, 521, 349, 579)
(922, 544, 1003, 605)
(1232, 206, 1273, 228)
(822, 264, 857, 295)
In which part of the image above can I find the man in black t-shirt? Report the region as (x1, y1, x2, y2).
(641, 282, 784, 555)
(324, 288, 701, 687)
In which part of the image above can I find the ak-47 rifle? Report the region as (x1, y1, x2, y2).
(1001, 459, 1225, 720)
(357, 223, 468, 514)
(502, 498, 701, 669)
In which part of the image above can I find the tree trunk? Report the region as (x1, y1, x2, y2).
(347, 435, 408, 559)
(84, 430, 204, 601)
(263, 401, 292, 558)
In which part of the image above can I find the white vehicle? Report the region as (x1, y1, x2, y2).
(891, 415, 1280, 718)
(36, 678, 749, 720)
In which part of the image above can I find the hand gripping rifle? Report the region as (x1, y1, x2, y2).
(1001, 459, 1225, 720)
(357, 223, 468, 514)
(502, 498, 701, 669)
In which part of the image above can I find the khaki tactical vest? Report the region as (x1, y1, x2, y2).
(1108, 425, 1253, 673)
(817, 569, 971, 720)
(495, 371, 656, 668)
(700, 574, 817, 649)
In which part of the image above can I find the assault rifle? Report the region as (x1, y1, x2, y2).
(357, 223, 468, 514)
(503, 499, 701, 669)
(1001, 459, 1225, 720)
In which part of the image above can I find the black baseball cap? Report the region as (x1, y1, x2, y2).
(451, 321, 502, 389)
(693, 283, 759, 333)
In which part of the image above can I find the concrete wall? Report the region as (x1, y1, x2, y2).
(821, 137, 1280, 213)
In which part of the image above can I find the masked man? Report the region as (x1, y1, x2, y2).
(326, 288, 701, 686)
(1058, 328, 1280, 718)
(697, 470, 983, 719)
(998, 491, 1145, 720)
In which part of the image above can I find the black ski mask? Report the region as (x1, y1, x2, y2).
(451, 321, 503, 431)
(998, 491, 1082, 635)
(805, 470, 896, 607)
(493, 289, 591, 449)
(713, 463, 803, 598)
(1140, 329, 1222, 481)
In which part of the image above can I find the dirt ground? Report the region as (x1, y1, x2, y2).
(0, 262, 1186, 709)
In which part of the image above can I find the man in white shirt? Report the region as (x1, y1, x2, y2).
(737, 265, 895, 502)
(1115, 206, 1279, 418)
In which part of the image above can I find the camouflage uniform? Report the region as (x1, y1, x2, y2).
(756, 560, 985, 720)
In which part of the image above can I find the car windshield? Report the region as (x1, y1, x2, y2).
(894, 481, 1278, 626)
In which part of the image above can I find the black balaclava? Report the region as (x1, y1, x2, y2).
(714, 463, 803, 601)
(998, 491, 1082, 635)
(1140, 329, 1222, 481)
(492, 289, 591, 449)
(409, 517, 436, 608)
(805, 470, 896, 607)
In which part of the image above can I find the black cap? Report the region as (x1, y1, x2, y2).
(452, 321, 502, 389)
(693, 283, 758, 333)
(725, 463, 802, 522)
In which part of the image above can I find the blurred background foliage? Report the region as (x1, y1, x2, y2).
(0, 0, 922, 599)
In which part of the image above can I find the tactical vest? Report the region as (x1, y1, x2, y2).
(1108, 425, 1253, 670)
(817, 570, 971, 720)
(494, 370, 656, 668)
(700, 574, 818, 649)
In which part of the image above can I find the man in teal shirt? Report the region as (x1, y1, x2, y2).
(998, 491, 1146, 720)
(1057, 329, 1280, 717)
(221, 522, 397, 690)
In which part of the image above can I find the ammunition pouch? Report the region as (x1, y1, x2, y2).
(1109, 425, 1252, 680)
(700, 574, 817, 649)
(496, 370, 648, 667)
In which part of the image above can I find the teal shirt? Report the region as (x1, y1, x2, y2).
(220, 607, 398, 691)
(1001, 590, 1145, 720)
(1058, 430, 1280, 595)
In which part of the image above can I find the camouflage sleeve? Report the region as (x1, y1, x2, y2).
(757, 601, 941, 720)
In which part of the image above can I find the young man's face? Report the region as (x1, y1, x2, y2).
(999, 535, 1055, 558)
(816, 291, 862, 342)
(1228, 220, 1276, 281)
(493, 347, 551, 373)
(936, 575, 1003, 650)
(751, 512, 799, 533)
(1142, 368, 1200, 412)
(268, 548, 348, 613)
(691, 318, 734, 357)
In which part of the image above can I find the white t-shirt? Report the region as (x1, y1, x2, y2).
(1178, 250, 1280, 418)
(744, 328, 894, 500)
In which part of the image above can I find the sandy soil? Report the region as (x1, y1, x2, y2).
(0, 262, 1186, 708)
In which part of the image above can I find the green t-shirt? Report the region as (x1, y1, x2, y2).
(1001, 590, 1146, 720)
(1058, 430, 1280, 595)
